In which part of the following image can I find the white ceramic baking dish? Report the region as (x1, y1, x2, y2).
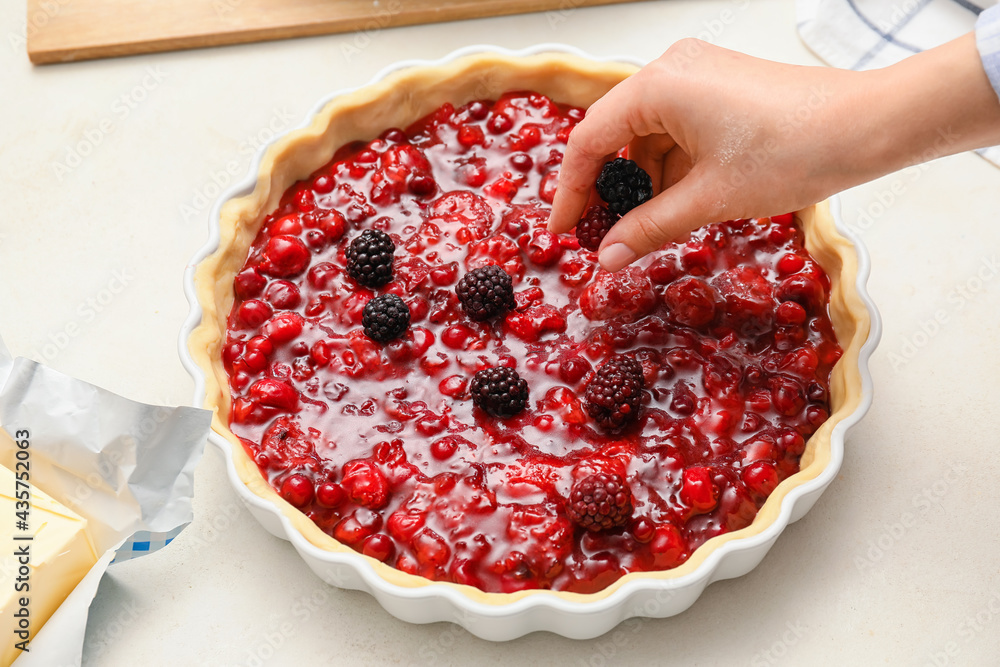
(179, 43, 881, 641)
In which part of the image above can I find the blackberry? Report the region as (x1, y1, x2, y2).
(362, 293, 410, 342)
(470, 366, 529, 418)
(456, 265, 516, 321)
(575, 205, 617, 251)
(584, 354, 645, 431)
(346, 229, 395, 287)
(566, 472, 633, 531)
(596, 157, 653, 216)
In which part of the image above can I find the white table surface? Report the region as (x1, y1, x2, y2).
(3, 1, 999, 665)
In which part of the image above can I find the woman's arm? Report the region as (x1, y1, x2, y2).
(548, 31, 1000, 272)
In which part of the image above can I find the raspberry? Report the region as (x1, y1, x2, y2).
(429, 191, 494, 240)
(566, 472, 633, 531)
(649, 524, 686, 568)
(341, 460, 389, 509)
(584, 354, 644, 430)
(346, 229, 395, 287)
(579, 266, 656, 321)
(362, 293, 410, 342)
(742, 461, 779, 498)
(575, 206, 617, 251)
(470, 366, 529, 418)
(595, 158, 653, 216)
(525, 230, 562, 266)
(663, 277, 718, 329)
(712, 266, 775, 335)
(680, 467, 718, 513)
(456, 265, 516, 321)
(249, 378, 299, 411)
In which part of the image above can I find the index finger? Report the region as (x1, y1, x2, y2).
(547, 72, 658, 234)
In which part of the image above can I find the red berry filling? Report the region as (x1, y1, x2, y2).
(222, 92, 841, 594)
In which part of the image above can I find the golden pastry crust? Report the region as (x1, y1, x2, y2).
(188, 52, 870, 604)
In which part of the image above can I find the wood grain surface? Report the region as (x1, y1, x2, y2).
(25, 0, 651, 65)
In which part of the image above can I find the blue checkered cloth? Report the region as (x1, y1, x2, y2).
(979, 4, 1000, 99)
(797, 0, 1000, 166)
(111, 525, 186, 563)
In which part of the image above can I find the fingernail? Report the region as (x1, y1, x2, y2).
(598, 243, 637, 272)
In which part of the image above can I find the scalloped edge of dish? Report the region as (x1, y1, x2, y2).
(179, 43, 882, 640)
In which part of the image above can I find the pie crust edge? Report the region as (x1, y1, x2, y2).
(187, 51, 871, 605)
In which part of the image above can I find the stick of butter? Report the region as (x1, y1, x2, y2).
(0, 463, 99, 667)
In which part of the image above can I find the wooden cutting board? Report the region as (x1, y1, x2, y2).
(26, 0, 650, 65)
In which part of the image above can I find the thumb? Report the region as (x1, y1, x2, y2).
(597, 167, 717, 272)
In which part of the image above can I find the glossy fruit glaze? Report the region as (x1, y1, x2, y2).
(222, 91, 842, 594)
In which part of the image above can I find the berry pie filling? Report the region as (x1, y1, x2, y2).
(222, 91, 842, 594)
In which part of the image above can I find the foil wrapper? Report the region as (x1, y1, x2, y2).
(0, 334, 211, 666)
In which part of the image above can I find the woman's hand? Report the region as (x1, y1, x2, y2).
(548, 35, 1000, 272)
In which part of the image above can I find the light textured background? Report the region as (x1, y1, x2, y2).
(2, 1, 999, 665)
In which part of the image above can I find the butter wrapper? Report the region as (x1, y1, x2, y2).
(0, 334, 211, 667)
